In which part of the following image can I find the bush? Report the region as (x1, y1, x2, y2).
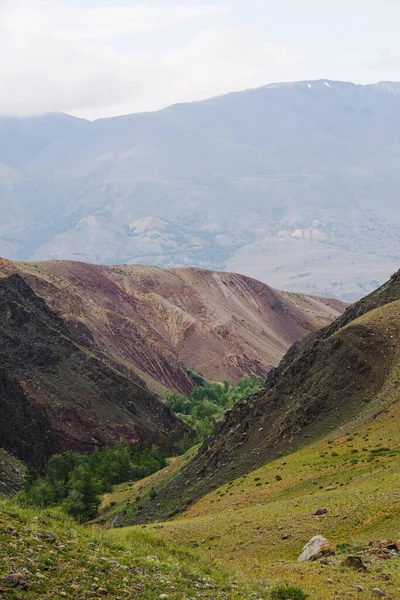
(270, 585, 308, 600)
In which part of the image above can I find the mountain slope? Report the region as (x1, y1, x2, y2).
(0, 274, 190, 468)
(0, 80, 399, 298)
(107, 388, 400, 600)
(0, 259, 346, 396)
(115, 270, 400, 523)
(0, 450, 26, 496)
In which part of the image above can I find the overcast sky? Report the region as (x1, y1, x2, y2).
(1, 0, 400, 119)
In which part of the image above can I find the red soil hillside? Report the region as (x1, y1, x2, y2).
(0, 259, 346, 395)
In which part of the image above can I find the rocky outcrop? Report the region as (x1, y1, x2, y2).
(298, 536, 336, 561)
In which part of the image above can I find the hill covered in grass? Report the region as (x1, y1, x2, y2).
(0, 497, 266, 599)
(108, 270, 400, 524)
(102, 384, 400, 600)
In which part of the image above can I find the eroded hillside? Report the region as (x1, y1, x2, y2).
(0, 259, 346, 396)
(0, 274, 190, 468)
(113, 270, 400, 524)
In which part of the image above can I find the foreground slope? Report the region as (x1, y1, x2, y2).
(108, 392, 400, 600)
(0, 498, 262, 600)
(113, 270, 400, 523)
(0, 259, 345, 395)
(0, 274, 189, 468)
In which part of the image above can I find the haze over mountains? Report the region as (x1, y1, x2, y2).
(1, 79, 400, 301)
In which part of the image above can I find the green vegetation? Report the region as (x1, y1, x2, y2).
(167, 376, 263, 447)
(19, 445, 166, 522)
(0, 497, 262, 599)
(103, 396, 400, 599)
(270, 586, 308, 600)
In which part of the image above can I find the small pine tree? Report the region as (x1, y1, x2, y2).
(63, 465, 101, 522)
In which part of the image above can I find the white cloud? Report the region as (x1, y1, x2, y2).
(0, 0, 303, 118)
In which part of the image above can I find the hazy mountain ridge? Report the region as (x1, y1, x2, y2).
(0, 79, 399, 299)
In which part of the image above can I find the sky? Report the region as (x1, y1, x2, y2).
(1, 0, 400, 119)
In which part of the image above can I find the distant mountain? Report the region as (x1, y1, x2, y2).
(0, 80, 399, 299)
(0, 259, 345, 396)
(0, 272, 190, 468)
(114, 269, 400, 524)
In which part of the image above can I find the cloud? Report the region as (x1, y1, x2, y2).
(0, 0, 303, 118)
(364, 55, 400, 68)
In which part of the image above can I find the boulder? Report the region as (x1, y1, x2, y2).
(341, 555, 367, 572)
(1, 573, 28, 590)
(314, 507, 328, 516)
(371, 589, 385, 597)
(298, 535, 336, 561)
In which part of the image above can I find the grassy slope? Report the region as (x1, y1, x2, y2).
(108, 392, 400, 600)
(0, 498, 265, 600)
(0, 450, 26, 496)
(102, 294, 400, 525)
(102, 300, 400, 598)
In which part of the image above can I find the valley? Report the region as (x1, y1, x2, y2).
(0, 264, 398, 600)
(2, 8, 400, 599)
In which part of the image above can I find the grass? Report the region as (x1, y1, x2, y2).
(98, 449, 199, 523)
(0, 497, 266, 599)
(106, 395, 400, 600)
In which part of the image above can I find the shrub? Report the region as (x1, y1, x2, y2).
(270, 585, 308, 600)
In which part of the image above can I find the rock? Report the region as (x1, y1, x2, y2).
(368, 540, 399, 554)
(1, 573, 28, 590)
(298, 535, 336, 561)
(371, 589, 385, 597)
(342, 555, 367, 572)
(356, 585, 364, 592)
(159, 595, 168, 599)
(35, 530, 56, 543)
(314, 507, 328, 516)
(327, 578, 334, 584)
(97, 588, 108, 595)
(325, 486, 338, 491)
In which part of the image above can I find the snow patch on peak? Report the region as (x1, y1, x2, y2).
(324, 82, 332, 88)
(307, 84, 312, 89)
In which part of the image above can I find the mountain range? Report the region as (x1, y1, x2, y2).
(1, 80, 400, 300)
(0, 259, 345, 396)
(0, 259, 345, 468)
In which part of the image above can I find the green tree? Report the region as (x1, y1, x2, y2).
(63, 465, 101, 522)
